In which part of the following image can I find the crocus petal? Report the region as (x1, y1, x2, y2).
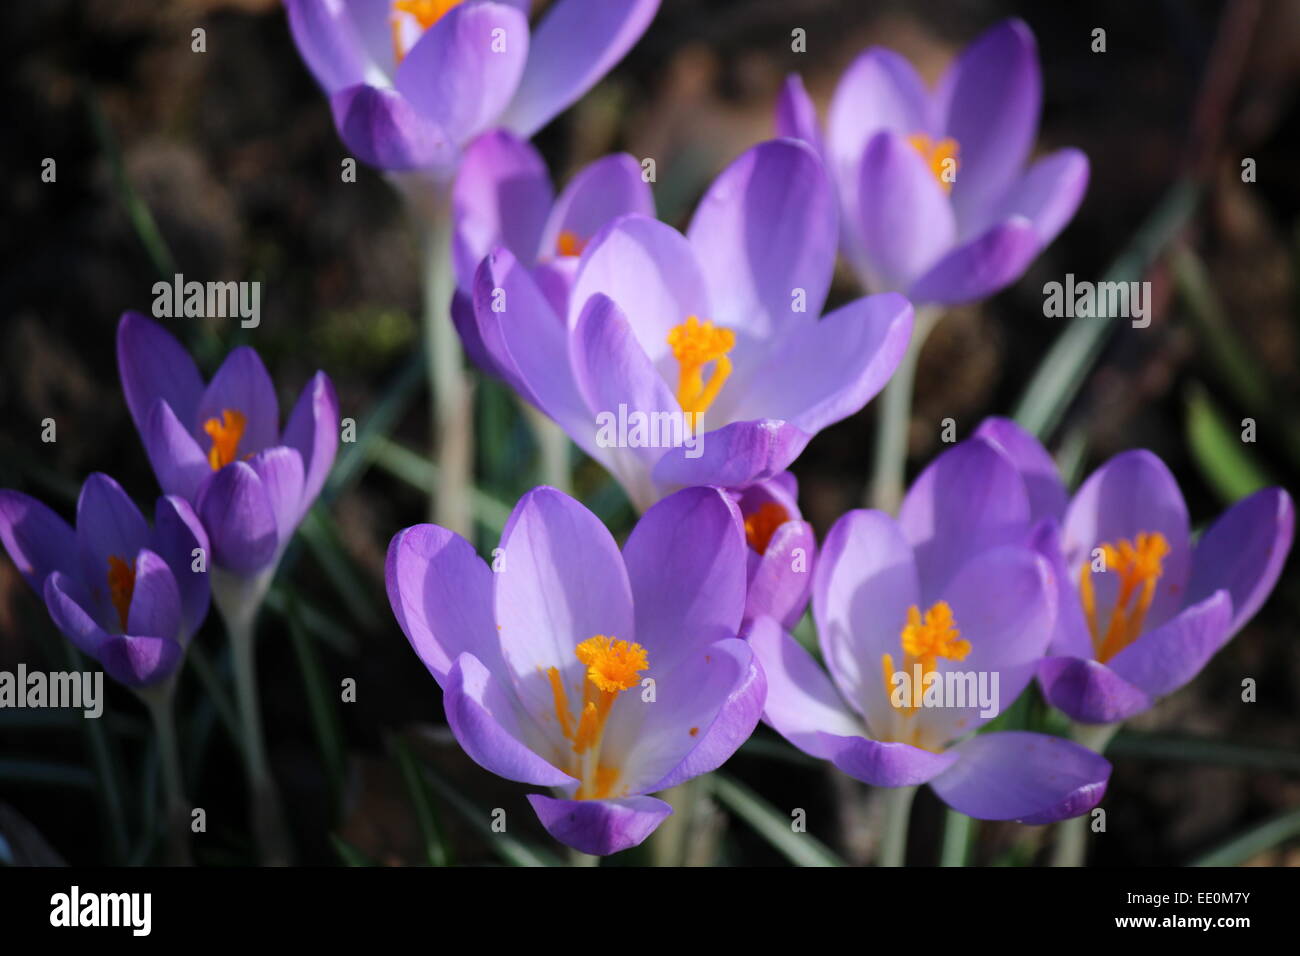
(98, 635, 184, 689)
(1037, 656, 1152, 724)
(747, 616, 864, 759)
(986, 147, 1089, 246)
(152, 496, 210, 640)
(727, 291, 912, 435)
(686, 139, 837, 343)
(44, 572, 109, 657)
(1106, 590, 1232, 699)
(385, 523, 504, 687)
(1186, 488, 1294, 635)
(395, 2, 530, 146)
(651, 419, 809, 492)
(929, 730, 1110, 824)
(1029, 518, 1093, 659)
(527, 793, 672, 856)
(1062, 449, 1191, 633)
(452, 130, 554, 286)
(196, 347, 280, 461)
(938, 19, 1042, 230)
(774, 73, 824, 159)
(539, 153, 654, 262)
(825, 734, 960, 787)
(899, 437, 1031, 600)
(143, 399, 210, 503)
(125, 549, 183, 641)
(0, 490, 77, 592)
(451, 287, 505, 380)
(745, 519, 815, 630)
(116, 312, 204, 440)
(621, 487, 746, 673)
(500, 0, 662, 137)
(444, 652, 575, 788)
(827, 47, 934, 183)
(281, 372, 339, 520)
(974, 416, 1067, 522)
(195, 462, 279, 575)
(812, 509, 919, 733)
(906, 216, 1040, 306)
(75, 473, 149, 597)
(570, 215, 710, 370)
(285, 0, 379, 93)
(494, 487, 635, 739)
(856, 130, 956, 292)
(248, 447, 306, 546)
(340, 0, 401, 79)
(329, 83, 457, 172)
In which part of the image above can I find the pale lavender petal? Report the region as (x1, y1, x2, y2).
(539, 154, 654, 262)
(651, 419, 809, 492)
(1029, 518, 1093, 659)
(974, 416, 1067, 522)
(686, 139, 837, 342)
(452, 130, 553, 286)
(329, 83, 457, 172)
(395, 2, 530, 145)
(386, 523, 503, 687)
(75, 473, 149, 622)
(1037, 656, 1152, 724)
(125, 549, 183, 641)
(906, 217, 1039, 306)
(1107, 591, 1232, 699)
(527, 793, 671, 856)
(899, 437, 1031, 600)
(248, 447, 306, 546)
(819, 734, 958, 787)
(930, 730, 1110, 824)
(281, 371, 339, 519)
(827, 47, 934, 181)
(985, 147, 1089, 246)
(1187, 488, 1294, 635)
(501, 0, 662, 137)
(143, 399, 210, 503)
(98, 635, 184, 689)
(0, 490, 77, 592)
(285, 0, 378, 93)
(196, 346, 280, 461)
(443, 652, 575, 787)
(44, 572, 109, 657)
(116, 311, 204, 440)
(938, 19, 1042, 231)
(856, 131, 956, 292)
(152, 495, 210, 640)
(195, 462, 279, 575)
(774, 73, 824, 158)
(744, 519, 815, 630)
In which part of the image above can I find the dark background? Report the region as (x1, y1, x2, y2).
(1, 0, 1297, 866)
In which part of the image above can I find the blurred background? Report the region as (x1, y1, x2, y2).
(1, 0, 1297, 866)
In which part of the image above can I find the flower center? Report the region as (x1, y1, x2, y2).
(390, 0, 464, 62)
(546, 635, 649, 800)
(744, 501, 790, 555)
(107, 555, 136, 632)
(556, 230, 587, 258)
(666, 315, 734, 425)
(907, 133, 960, 193)
(1080, 531, 1170, 663)
(203, 408, 247, 471)
(880, 601, 970, 744)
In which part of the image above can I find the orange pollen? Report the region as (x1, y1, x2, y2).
(202, 408, 247, 470)
(106, 555, 136, 632)
(907, 133, 961, 193)
(390, 0, 464, 62)
(881, 601, 970, 718)
(666, 315, 734, 424)
(1080, 531, 1170, 663)
(556, 230, 587, 258)
(744, 501, 791, 555)
(546, 635, 649, 800)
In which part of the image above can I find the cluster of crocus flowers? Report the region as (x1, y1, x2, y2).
(777, 18, 1088, 305)
(748, 438, 1113, 823)
(0, 474, 209, 689)
(972, 418, 1295, 726)
(387, 485, 765, 854)
(287, 0, 661, 175)
(462, 138, 914, 510)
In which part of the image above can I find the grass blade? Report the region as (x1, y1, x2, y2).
(710, 773, 845, 867)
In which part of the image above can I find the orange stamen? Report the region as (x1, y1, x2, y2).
(744, 501, 791, 555)
(202, 408, 247, 471)
(1081, 532, 1170, 662)
(907, 133, 961, 193)
(556, 230, 586, 258)
(390, 0, 465, 63)
(666, 315, 734, 426)
(107, 555, 136, 632)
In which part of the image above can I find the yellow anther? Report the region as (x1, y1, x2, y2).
(744, 501, 790, 555)
(556, 230, 586, 257)
(881, 601, 970, 722)
(202, 408, 247, 471)
(666, 315, 735, 423)
(1081, 531, 1170, 662)
(390, 0, 465, 62)
(907, 133, 961, 193)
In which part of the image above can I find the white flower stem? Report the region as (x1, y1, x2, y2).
(525, 404, 571, 494)
(867, 306, 944, 513)
(1050, 721, 1121, 867)
(138, 682, 191, 866)
(878, 784, 917, 867)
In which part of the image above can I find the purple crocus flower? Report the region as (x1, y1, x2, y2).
(777, 19, 1088, 305)
(386, 485, 765, 855)
(463, 138, 914, 509)
(287, 0, 660, 176)
(0, 474, 209, 688)
(116, 312, 339, 584)
(734, 472, 814, 630)
(748, 438, 1112, 823)
(974, 417, 1295, 725)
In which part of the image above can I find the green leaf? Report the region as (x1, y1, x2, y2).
(1191, 806, 1300, 866)
(388, 736, 452, 866)
(331, 833, 377, 867)
(416, 761, 562, 867)
(710, 773, 845, 867)
(288, 600, 348, 810)
(1185, 385, 1273, 503)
